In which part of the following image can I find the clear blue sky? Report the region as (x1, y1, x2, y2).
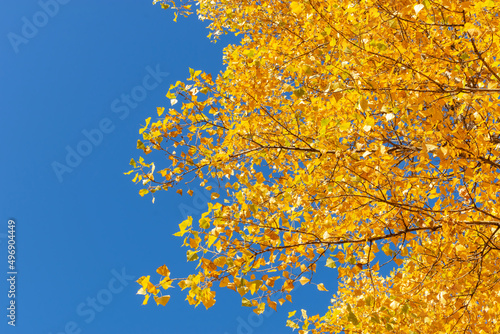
(0, 1, 338, 333)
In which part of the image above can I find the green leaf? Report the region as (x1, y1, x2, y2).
(199, 217, 210, 229)
(377, 42, 387, 51)
(320, 117, 331, 137)
(382, 243, 393, 256)
(293, 87, 305, 98)
(242, 297, 252, 307)
(346, 304, 359, 326)
(325, 258, 337, 268)
(186, 250, 199, 262)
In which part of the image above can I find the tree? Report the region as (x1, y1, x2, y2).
(128, 0, 500, 332)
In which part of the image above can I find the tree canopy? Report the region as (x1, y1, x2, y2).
(128, 0, 500, 332)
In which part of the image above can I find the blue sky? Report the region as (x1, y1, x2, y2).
(0, 1, 335, 333)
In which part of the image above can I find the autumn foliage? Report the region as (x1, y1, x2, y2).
(129, 0, 500, 332)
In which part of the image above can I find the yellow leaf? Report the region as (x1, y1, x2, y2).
(137, 275, 150, 290)
(317, 283, 328, 291)
(268, 300, 277, 311)
(201, 290, 216, 309)
(253, 302, 265, 314)
(425, 144, 438, 152)
(299, 276, 310, 285)
(290, 2, 304, 14)
(139, 117, 151, 135)
(160, 278, 172, 290)
(147, 282, 158, 294)
(414, 4, 424, 14)
(157, 265, 170, 277)
(142, 294, 150, 305)
(359, 98, 368, 112)
(154, 295, 170, 306)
